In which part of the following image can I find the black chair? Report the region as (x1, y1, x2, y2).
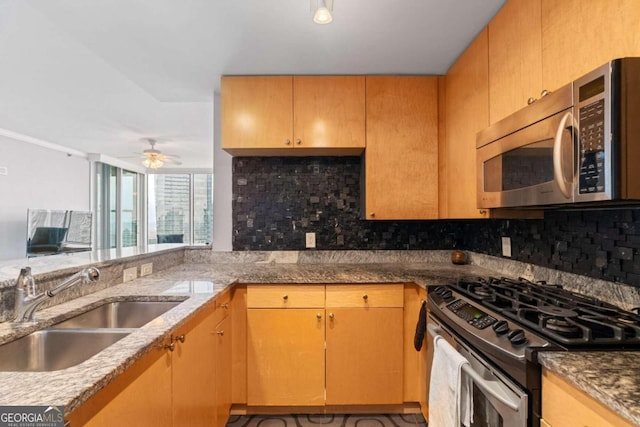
(157, 234, 184, 243)
(27, 227, 69, 254)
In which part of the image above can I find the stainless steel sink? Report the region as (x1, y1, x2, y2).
(0, 329, 130, 372)
(50, 301, 181, 329)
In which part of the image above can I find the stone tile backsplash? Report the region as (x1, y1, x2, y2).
(232, 156, 640, 288)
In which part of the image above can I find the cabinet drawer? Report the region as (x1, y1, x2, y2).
(247, 285, 325, 308)
(326, 284, 404, 308)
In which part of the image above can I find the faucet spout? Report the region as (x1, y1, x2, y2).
(11, 267, 100, 323)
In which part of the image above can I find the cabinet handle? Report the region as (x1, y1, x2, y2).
(285, 139, 291, 145)
(479, 209, 487, 215)
(329, 313, 335, 319)
(219, 302, 229, 309)
(540, 89, 550, 98)
(369, 212, 375, 218)
(164, 342, 175, 352)
(176, 334, 185, 343)
(527, 97, 537, 105)
(283, 294, 288, 301)
(363, 294, 368, 301)
(216, 330, 225, 336)
(295, 139, 302, 145)
(316, 313, 322, 319)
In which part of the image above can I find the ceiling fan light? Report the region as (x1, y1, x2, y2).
(313, 6, 333, 24)
(143, 157, 164, 169)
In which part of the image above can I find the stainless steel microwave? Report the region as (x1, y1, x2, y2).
(476, 58, 640, 209)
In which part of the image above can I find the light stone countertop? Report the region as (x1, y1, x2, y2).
(1, 255, 639, 426)
(0, 260, 490, 417)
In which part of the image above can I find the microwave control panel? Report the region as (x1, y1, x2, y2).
(578, 98, 606, 194)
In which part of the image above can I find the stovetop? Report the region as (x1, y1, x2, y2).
(453, 276, 640, 347)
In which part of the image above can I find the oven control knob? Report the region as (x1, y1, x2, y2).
(507, 329, 528, 346)
(433, 286, 446, 295)
(492, 320, 510, 335)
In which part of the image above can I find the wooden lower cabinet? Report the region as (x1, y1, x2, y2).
(66, 295, 232, 427)
(214, 315, 232, 427)
(172, 303, 217, 427)
(247, 308, 326, 405)
(541, 368, 634, 427)
(246, 284, 405, 408)
(325, 307, 403, 404)
(66, 345, 172, 427)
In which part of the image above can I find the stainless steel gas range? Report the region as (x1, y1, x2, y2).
(427, 277, 640, 427)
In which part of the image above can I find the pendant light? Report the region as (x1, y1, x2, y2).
(313, 0, 333, 24)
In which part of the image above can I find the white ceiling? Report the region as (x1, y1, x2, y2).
(0, 0, 505, 170)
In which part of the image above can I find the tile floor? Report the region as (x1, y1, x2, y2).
(226, 413, 427, 427)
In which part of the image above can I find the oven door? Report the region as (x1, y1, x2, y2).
(476, 107, 577, 209)
(427, 315, 529, 427)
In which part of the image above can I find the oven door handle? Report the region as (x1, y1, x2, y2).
(427, 323, 521, 412)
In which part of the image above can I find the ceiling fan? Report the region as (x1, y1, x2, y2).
(138, 138, 182, 169)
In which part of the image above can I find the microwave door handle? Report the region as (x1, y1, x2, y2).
(553, 111, 575, 198)
(427, 323, 521, 412)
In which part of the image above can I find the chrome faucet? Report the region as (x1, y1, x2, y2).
(10, 266, 100, 322)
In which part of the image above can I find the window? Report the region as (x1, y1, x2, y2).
(95, 162, 144, 250)
(147, 173, 213, 245)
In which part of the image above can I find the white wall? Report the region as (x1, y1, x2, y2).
(0, 135, 90, 260)
(211, 93, 233, 251)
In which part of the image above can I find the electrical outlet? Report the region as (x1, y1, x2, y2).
(0, 166, 7, 176)
(305, 232, 316, 249)
(140, 263, 153, 276)
(501, 237, 512, 258)
(123, 267, 137, 282)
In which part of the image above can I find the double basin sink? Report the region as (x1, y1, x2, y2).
(0, 301, 182, 372)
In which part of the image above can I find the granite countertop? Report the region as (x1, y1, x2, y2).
(1, 257, 639, 425)
(0, 260, 489, 416)
(538, 351, 640, 426)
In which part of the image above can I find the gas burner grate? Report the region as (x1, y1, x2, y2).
(452, 276, 640, 346)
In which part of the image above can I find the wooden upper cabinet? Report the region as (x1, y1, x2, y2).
(293, 76, 365, 149)
(488, 0, 543, 124)
(441, 29, 490, 219)
(365, 76, 439, 220)
(541, 0, 640, 92)
(221, 75, 365, 156)
(221, 76, 293, 152)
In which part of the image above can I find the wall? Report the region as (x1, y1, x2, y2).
(0, 135, 90, 260)
(212, 93, 233, 251)
(232, 156, 640, 288)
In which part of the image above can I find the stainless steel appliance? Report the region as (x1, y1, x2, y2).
(477, 57, 640, 208)
(427, 277, 640, 427)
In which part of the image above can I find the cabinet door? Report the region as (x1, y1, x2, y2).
(172, 305, 217, 427)
(541, 0, 640, 92)
(488, 0, 542, 124)
(66, 346, 172, 427)
(365, 76, 439, 220)
(247, 308, 325, 406)
(293, 76, 365, 149)
(221, 76, 293, 151)
(214, 315, 232, 427)
(325, 307, 403, 405)
(441, 29, 490, 219)
(542, 369, 634, 427)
